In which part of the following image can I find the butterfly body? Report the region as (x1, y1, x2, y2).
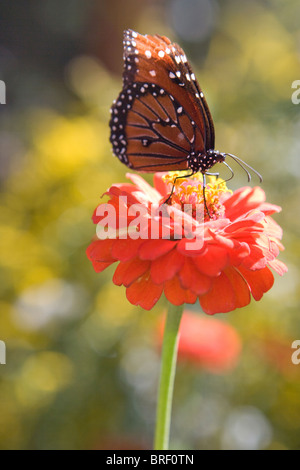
(110, 30, 262, 187)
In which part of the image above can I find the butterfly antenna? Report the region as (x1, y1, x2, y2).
(221, 161, 235, 182)
(225, 153, 263, 183)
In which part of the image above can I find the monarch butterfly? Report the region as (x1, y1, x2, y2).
(109, 29, 262, 210)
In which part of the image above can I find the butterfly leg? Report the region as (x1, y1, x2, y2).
(164, 172, 211, 218)
(202, 173, 211, 218)
(164, 172, 194, 204)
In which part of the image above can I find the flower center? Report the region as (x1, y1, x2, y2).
(162, 172, 232, 220)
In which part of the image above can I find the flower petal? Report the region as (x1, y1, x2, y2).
(126, 173, 162, 203)
(164, 276, 197, 305)
(242, 245, 270, 270)
(263, 217, 283, 239)
(111, 238, 145, 261)
(105, 184, 143, 206)
(199, 266, 251, 314)
(223, 267, 251, 308)
(176, 237, 205, 255)
(229, 242, 251, 265)
(192, 246, 228, 277)
(268, 258, 288, 275)
(224, 211, 265, 234)
(90, 260, 115, 273)
(113, 259, 150, 287)
(86, 239, 116, 262)
(208, 232, 251, 265)
(223, 186, 266, 220)
(153, 173, 170, 197)
(178, 258, 212, 295)
(150, 249, 185, 284)
(238, 266, 274, 300)
(259, 202, 282, 216)
(126, 274, 163, 310)
(199, 272, 236, 314)
(139, 239, 176, 260)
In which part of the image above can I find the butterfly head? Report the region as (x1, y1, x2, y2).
(187, 150, 225, 174)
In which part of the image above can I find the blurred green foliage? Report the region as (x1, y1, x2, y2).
(0, 0, 299, 450)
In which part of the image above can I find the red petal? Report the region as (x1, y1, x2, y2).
(268, 259, 288, 275)
(223, 267, 251, 308)
(238, 266, 274, 300)
(111, 238, 145, 261)
(242, 244, 274, 270)
(126, 274, 163, 310)
(224, 186, 266, 220)
(86, 239, 116, 262)
(178, 258, 212, 295)
(228, 242, 251, 265)
(126, 173, 162, 203)
(139, 239, 176, 260)
(164, 276, 197, 306)
(192, 246, 228, 277)
(263, 217, 283, 239)
(113, 259, 150, 287)
(176, 237, 205, 255)
(259, 202, 282, 216)
(269, 240, 280, 257)
(208, 231, 235, 250)
(224, 212, 265, 234)
(150, 249, 185, 284)
(153, 172, 170, 197)
(91, 260, 115, 273)
(106, 184, 142, 206)
(199, 272, 236, 314)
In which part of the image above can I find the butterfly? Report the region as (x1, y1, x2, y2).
(109, 29, 262, 209)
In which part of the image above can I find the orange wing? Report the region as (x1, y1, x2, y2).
(109, 30, 215, 172)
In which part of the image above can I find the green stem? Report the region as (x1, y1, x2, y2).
(154, 303, 184, 450)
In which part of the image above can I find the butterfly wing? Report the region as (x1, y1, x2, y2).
(110, 29, 215, 172)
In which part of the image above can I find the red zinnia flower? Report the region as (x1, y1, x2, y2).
(87, 172, 287, 314)
(158, 310, 242, 373)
